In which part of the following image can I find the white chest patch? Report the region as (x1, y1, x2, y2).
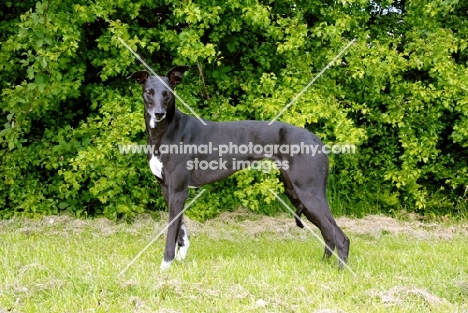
(149, 155, 163, 179)
(149, 117, 156, 129)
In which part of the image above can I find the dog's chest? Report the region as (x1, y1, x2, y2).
(149, 155, 163, 179)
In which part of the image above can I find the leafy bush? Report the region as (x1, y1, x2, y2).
(1, 0, 467, 219)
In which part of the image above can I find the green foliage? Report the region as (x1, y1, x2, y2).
(1, 0, 467, 219)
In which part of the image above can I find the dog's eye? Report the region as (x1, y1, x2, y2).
(145, 90, 152, 95)
(163, 91, 170, 98)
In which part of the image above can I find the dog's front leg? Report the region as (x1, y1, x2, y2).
(160, 188, 189, 271)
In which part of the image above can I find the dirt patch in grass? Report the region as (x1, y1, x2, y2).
(0, 214, 159, 237)
(338, 215, 468, 240)
(195, 210, 308, 241)
(1, 210, 467, 241)
(190, 210, 468, 241)
(369, 286, 451, 306)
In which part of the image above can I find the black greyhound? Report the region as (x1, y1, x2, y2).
(128, 66, 350, 270)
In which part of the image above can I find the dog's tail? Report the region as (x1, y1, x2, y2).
(295, 206, 305, 228)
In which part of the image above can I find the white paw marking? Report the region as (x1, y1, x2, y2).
(176, 225, 189, 261)
(176, 244, 189, 261)
(160, 260, 172, 271)
(149, 155, 163, 179)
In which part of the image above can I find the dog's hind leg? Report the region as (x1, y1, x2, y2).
(294, 205, 306, 228)
(286, 192, 306, 228)
(280, 170, 306, 228)
(293, 186, 350, 269)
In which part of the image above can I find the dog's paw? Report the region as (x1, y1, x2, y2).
(176, 244, 189, 261)
(160, 260, 172, 271)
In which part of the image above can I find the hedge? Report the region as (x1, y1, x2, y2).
(1, 0, 467, 219)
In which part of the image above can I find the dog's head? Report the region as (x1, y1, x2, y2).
(128, 66, 190, 127)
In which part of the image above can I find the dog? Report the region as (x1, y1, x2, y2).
(128, 66, 350, 270)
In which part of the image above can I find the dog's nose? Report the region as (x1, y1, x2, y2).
(154, 113, 166, 121)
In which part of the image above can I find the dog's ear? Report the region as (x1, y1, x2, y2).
(166, 66, 190, 86)
(127, 71, 149, 85)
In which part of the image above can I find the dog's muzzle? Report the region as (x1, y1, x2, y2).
(149, 114, 166, 128)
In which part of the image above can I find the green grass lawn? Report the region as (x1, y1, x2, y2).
(0, 211, 467, 312)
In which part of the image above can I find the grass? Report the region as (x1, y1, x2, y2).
(0, 211, 467, 312)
